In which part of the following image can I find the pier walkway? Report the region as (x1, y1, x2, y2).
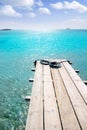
(26, 59, 87, 130)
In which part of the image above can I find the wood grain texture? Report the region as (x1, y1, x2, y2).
(51, 67, 81, 130)
(26, 61, 43, 130)
(59, 62, 87, 130)
(43, 65, 62, 130)
(26, 59, 87, 130)
(63, 62, 87, 105)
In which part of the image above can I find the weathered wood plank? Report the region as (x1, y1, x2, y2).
(51, 67, 81, 130)
(26, 59, 87, 130)
(43, 65, 62, 130)
(25, 62, 43, 130)
(59, 62, 87, 130)
(63, 62, 87, 104)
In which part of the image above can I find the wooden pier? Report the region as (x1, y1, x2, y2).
(26, 59, 87, 130)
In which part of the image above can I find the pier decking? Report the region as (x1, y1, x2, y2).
(26, 59, 87, 130)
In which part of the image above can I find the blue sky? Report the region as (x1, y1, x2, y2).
(0, 0, 87, 30)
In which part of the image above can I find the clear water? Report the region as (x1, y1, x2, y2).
(0, 29, 87, 130)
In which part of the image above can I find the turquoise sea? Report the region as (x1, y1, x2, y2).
(0, 29, 87, 130)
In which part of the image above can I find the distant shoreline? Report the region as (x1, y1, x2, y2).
(0, 29, 12, 31)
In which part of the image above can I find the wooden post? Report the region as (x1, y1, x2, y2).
(75, 70, 79, 73)
(29, 79, 34, 82)
(83, 81, 87, 85)
(31, 68, 35, 71)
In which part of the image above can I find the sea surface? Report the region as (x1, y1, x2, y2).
(0, 29, 87, 130)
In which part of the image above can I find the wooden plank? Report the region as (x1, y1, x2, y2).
(25, 61, 43, 130)
(59, 62, 87, 130)
(51, 68, 81, 130)
(43, 65, 62, 130)
(63, 62, 87, 104)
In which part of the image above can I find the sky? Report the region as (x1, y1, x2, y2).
(0, 0, 87, 30)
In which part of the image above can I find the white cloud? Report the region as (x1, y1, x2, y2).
(36, 0, 43, 6)
(29, 12, 36, 17)
(39, 7, 51, 15)
(0, 5, 22, 17)
(51, 1, 87, 13)
(51, 2, 64, 9)
(69, 17, 83, 22)
(0, 0, 34, 8)
(62, 17, 87, 29)
(0, 17, 87, 30)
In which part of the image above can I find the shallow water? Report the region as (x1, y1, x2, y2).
(0, 29, 87, 129)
